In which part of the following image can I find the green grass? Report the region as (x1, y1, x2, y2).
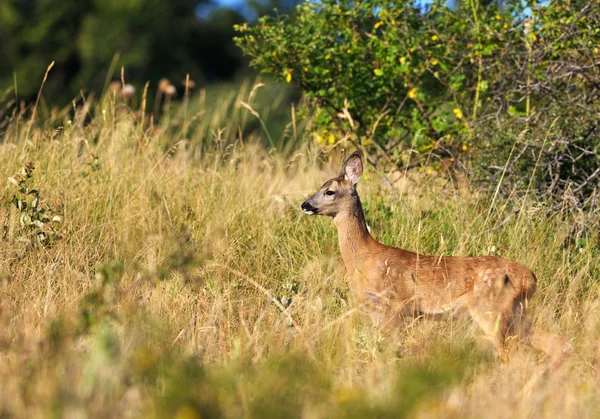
(0, 82, 599, 418)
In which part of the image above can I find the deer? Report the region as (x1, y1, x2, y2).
(301, 151, 570, 363)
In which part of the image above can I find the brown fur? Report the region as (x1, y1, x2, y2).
(301, 151, 569, 363)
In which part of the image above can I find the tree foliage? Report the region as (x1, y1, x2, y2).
(0, 0, 249, 102)
(236, 0, 600, 211)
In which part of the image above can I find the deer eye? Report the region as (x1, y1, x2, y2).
(324, 190, 335, 196)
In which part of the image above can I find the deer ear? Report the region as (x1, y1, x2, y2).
(341, 151, 363, 185)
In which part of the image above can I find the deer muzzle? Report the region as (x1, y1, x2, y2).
(301, 200, 319, 215)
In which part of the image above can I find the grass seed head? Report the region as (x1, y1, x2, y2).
(121, 84, 136, 99)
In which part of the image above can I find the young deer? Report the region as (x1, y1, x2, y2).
(301, 151, 568, 362)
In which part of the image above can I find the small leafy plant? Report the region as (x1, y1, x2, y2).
(5, 163, 62, 247)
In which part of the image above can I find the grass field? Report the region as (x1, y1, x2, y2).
(1, 84, 599, 418)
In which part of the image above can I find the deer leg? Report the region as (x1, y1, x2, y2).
(509, 294, 572, 365)
(469, 306, 510, 362)
(469, 279, 512, 362)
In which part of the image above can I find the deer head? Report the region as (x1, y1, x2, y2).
(301, 151, 364, 217)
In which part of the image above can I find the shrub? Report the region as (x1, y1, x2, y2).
(4, 163, 62, 248)
(235, 0, 600, 212)
(235, 1, 524, 160)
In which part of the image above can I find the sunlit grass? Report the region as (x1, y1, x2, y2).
(0, 83, 599, 418)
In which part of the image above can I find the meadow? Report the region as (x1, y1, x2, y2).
(1, 82, 599, 418)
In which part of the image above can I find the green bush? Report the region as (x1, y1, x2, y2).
(235, 0, 523, 159)
(235, 0, 600, 212)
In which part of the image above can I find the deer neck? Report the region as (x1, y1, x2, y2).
(333, 195, 374, 273)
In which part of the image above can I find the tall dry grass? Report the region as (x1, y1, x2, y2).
(0, 83, 599, 418)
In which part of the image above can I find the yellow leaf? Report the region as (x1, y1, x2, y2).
(408, 87, 418, 99)
(328, 134, 336, 145)
(431, 59, 439, 66)
(374, 21, 383, 29)
(325, 54, 331, 60)
(431, 35, 438, 41)
(453, 108, 463, 119)
(462, 144, 468, 152)
(285, 72, 292, 83)
(374, 69, 384, 76)
(399, 56, 406, 64)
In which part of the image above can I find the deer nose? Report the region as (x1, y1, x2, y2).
(301, 201, 318, 215)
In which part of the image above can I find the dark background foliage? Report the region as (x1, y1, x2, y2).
(0, 0, 297, 103)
